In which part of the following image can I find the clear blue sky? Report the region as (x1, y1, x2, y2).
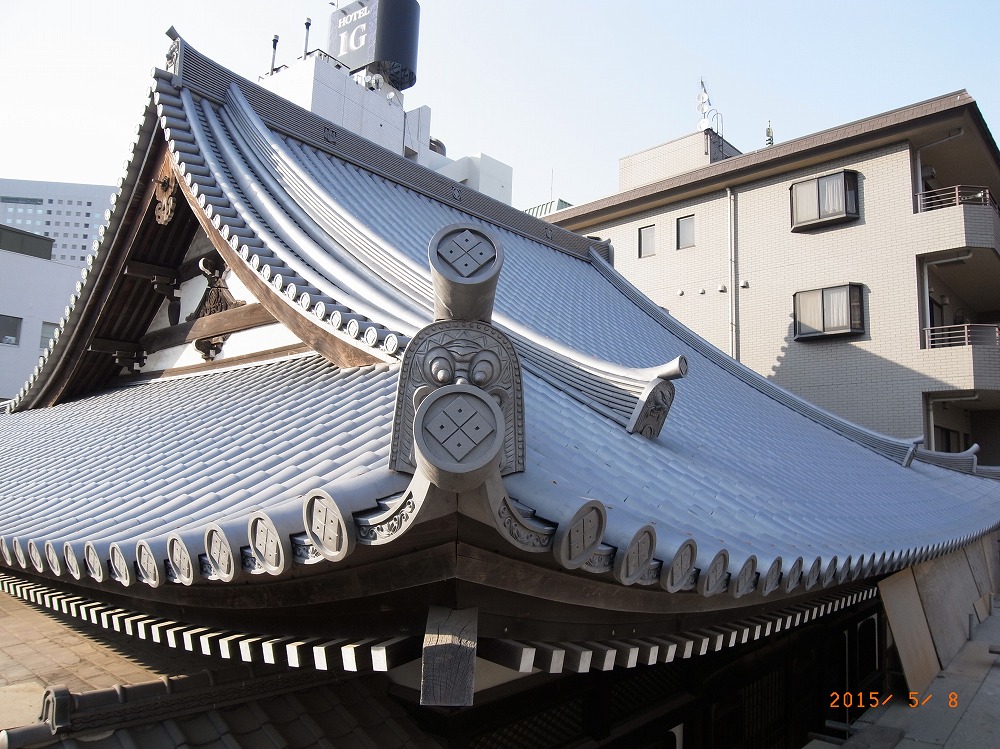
(3, 1, 1000, 210)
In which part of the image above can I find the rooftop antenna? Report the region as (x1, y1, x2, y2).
(303, 18, 312, 57)
(697, 78, 724, 140)
(270, 34, 279, 75)
(765, 120, 774, 147)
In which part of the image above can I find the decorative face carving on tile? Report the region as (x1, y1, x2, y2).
(391, 322, 524, 480)
(391, 224, 524, 485)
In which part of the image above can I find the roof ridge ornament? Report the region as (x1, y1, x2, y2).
(385, 223, 537, 550)
(626, 355, 687, 439)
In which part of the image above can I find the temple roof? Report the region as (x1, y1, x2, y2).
(2, 35, 999, 624)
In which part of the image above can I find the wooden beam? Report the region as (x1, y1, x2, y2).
(342, 637, 381, 672)
(371, 636, 421, 671)
(562, 642, 593, 673)
(583, 641, 616, 671)
(123, 260, 177, 282)
(624, 639, 659, 666)
(88, 338, 141, 354)
(478, 639, 535, 673)
(140, 342, 310, 380)
(646, 636, 678, 663)
(527, 641, 565, 674)
(140, 302, 276, 355)
(420, 606, 477, 707)
(608, 640, 640, 669)
(312, 639, 347, 671)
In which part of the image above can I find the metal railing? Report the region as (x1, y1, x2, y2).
(925, 323, 1000, 348)
(917, 185, 1000, 214)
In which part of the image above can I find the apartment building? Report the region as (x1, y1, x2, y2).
(550, 91, 1000, 464)
(0, 178, 114, 266)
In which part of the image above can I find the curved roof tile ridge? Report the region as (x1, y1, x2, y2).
(222, 85, 434, 309)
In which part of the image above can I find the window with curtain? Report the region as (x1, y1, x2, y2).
(790, 171, 859, 230)
(638, 225, 656, 258)
(676, 215, 695, 249)
(794, 283, 864, 339)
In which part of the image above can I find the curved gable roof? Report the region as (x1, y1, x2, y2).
(1, 36, 998, 613)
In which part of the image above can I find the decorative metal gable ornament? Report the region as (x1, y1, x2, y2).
(390, 224, 524, 486)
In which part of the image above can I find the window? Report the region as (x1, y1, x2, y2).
(793, 283, 864, 339)
(0, 196, 42, 205)
(39, 321, 58, 349)
(790, 170, 859, 230)
(677, 215, 695, 249)
(0, 314, 22, 345)
(638, 225, 656, 258)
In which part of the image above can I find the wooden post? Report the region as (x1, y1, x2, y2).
(421, 606, 478, 707)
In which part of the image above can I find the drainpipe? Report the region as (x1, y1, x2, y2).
(926, 392, 979, 451)
(913, 128, 964, 210)
(922, 251, 972, 346)
(728, 187, 738, 360)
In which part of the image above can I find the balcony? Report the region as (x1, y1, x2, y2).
(925, 323, 1000, 348)
(917, 185, 1000, 214)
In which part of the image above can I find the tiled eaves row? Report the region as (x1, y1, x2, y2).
(0, 356, 399, 589)
(0, 351, 994, 606)
(0, 572, 879, 685)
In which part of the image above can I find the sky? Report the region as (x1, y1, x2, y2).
(3, 1, 1000, 211)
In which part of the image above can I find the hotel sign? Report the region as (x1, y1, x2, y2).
(330, 0, 380, 72)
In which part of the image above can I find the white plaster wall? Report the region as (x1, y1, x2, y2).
(0, 250, 80, 398)
(142, 323, 302, 373)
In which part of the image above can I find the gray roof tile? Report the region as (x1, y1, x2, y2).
(2, 36, 999, 607)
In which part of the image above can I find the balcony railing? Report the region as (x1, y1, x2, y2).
(925, 323, 1000, 348)
(917, 185, 1000, 214)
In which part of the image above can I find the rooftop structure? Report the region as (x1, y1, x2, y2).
(0, 31, 998, 748)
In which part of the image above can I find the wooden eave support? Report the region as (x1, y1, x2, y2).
(478, 639, 535, 673)
(123, 261, 177, 284)
(88, 338, 142, 355)
(26, 147, 173, 409)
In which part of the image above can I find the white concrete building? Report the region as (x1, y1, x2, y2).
(0, 226, 81, 399)
(0, 179, 114, 266)
(260, 50, 513, 205)
(551, 92, 1000, 464)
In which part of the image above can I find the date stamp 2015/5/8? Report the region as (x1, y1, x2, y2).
(829, 692, 959, 709)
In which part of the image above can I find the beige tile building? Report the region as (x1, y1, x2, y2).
(551, 92, 1000, 464)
